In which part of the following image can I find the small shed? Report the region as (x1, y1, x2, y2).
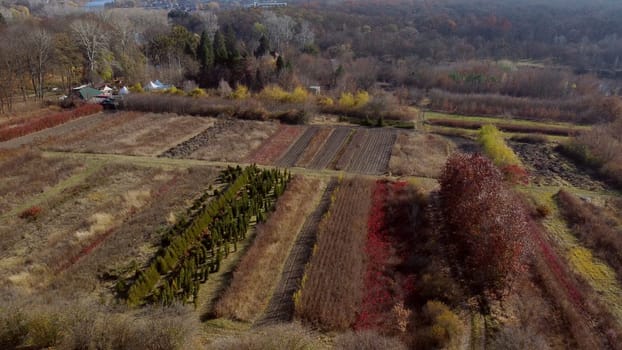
(78, 87, 102, 100)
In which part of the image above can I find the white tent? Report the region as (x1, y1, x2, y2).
(148, 81, 161, 90)
(119, 86, 130, 95)
(101, 85, 113, 96)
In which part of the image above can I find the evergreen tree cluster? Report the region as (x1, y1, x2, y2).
(196, 25, 246, 87)
(127, 165, 291, 307)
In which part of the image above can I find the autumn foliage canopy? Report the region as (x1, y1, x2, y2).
(439, 153, 526, 300)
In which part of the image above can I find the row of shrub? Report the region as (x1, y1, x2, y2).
(559, 120, 622, 189)
(130, 81, 370, 108)
(427, 88, 622, 124)
(477, 125, 522, 167)
(426, 117, 579, 136)
(125, 165, 291, 306)
(0, 104, 103, 142)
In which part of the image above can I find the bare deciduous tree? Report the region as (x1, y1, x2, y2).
(21, 27, 52, 99)
(262, 11, 295, 52)
(70, 18, 110, 81)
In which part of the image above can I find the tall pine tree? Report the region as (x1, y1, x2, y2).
(224, 25, 240, 62)
(213, 30, 229, 66)
(197, 30, 214, 71)
(255, 35, 270, 58)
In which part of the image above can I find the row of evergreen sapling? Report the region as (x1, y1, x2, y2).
(127, 165, 291, 306)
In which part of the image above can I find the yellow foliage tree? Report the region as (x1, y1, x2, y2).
(338, 92, 356, 108)
(317, 95, 334, 107)
(232, 85, 249, 99)
(354, 90, 370, 107)
(261, 85, 290, 102)
(290, 86, 309, 103)
(188, 88, 207, 98)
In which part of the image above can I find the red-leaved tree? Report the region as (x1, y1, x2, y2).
(439, 153, 526, 305)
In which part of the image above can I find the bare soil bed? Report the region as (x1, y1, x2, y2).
(246, 125, 306, 165)
(509, 141, 608, 191)
(295, 127, 333, 168)
(389, 132, 455, 178)
(45, 112, 213, 156)
(275, 126, 318, 167)
(332, 128, 397, 175)
(307, 127, 352, 170)
(180, 120, 280, 162)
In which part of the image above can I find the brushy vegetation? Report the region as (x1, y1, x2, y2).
(214, 177, 323, 322)
(427, 89, 622, 124)
(333, 330, 407, 350)
(560, 119, 622, 188)
(120, 94, 268, 121)
(556, 190, 622, 283)
(209, 323, 321, 350)
(0, 104, 102, 142)
(415, 301, 464, 350)
(294, 177, 373, 331)
(522, 191, 622, 349)
(0, 303, 199, 350)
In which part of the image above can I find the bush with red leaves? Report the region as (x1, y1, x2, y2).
(0, 104, 102, 142)
(501, 164, 530, 185)
(439, 153, 527, 302)
(19, 206, 42, 220)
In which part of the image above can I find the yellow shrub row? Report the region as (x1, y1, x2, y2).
(260, 85, 309, 103)
(477, 124, 522, 167)
(338, 91, 370, 108)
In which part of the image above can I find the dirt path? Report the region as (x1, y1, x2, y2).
(0, 112, 109, 149)
(254, 179, 338, 327)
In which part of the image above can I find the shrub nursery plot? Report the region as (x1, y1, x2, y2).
(126, 165, 291, 306)
(294, 177, 373, 331)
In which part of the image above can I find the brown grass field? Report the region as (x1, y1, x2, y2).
(44, 112, 213, 156)
(0, 161, 219, 301)
(389, 132, 456, 178)
(0, 149, 84, 214)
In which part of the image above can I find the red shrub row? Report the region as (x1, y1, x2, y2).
(356, 180, 418, 332)
(0, 104, 103, 142)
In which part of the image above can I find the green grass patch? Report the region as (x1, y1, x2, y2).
(425, 111, 590, 130)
